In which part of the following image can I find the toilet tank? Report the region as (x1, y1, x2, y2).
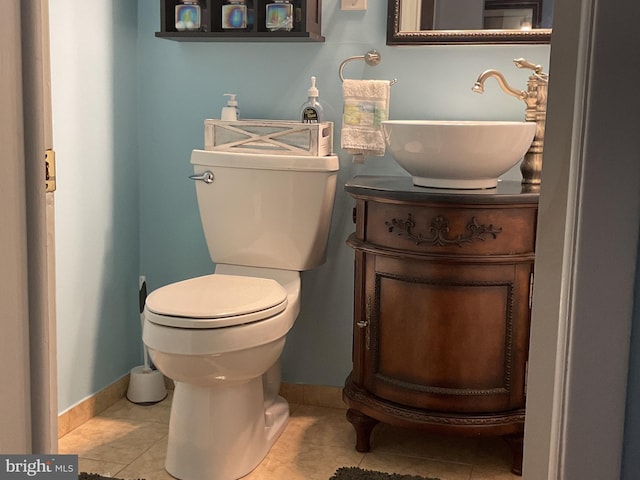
(190, 150, 339, 271)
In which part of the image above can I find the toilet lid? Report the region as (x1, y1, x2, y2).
(145, 274, 288, 328)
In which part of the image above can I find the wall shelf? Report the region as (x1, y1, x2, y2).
(158, 0, 324, 42)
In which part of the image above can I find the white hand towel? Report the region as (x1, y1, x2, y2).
(341, 79, 391, 163)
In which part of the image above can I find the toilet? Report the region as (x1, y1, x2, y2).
(142, 150, 339, 480)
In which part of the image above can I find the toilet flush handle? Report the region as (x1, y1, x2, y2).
(189, 171, 215, 184)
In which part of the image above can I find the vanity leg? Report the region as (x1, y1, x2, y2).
(503, 434, 524, 476)
(346, 408, 379, 452)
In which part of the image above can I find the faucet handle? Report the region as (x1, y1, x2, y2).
(513, 58, 549, 83)
(513, 58, 543, 74)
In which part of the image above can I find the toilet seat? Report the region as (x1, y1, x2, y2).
(145, 274, 288, 329)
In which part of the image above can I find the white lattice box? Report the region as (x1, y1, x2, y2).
(204, 119, 334, 156)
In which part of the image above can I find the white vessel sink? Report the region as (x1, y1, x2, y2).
(382, 120, 536, 189)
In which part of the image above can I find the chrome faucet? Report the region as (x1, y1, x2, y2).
(473, 58, 549, 188)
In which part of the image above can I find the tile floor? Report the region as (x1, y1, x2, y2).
(59, 391, 520, 480)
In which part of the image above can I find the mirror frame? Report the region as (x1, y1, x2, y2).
(387, 0, 552, 45)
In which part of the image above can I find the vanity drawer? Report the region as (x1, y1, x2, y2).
(360, 201, 538, 257)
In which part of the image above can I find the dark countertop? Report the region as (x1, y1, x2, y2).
(344, 175, 540, 205)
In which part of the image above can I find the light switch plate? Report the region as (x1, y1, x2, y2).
(341, 0, 367, 11)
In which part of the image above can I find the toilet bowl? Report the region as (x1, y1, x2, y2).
(144, 266, 301, 480)
(143, 150, 338, 480)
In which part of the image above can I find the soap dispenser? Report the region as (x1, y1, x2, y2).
(221, 94, 239, 121)
(300, 77, 323, 123)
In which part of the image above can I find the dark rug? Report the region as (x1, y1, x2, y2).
(80, 467, 439, 480)
(330, 467, 440, 480)
(78, 474, 138, 480)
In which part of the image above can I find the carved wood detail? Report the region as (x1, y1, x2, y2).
(385, 213, 502, 247)
(344, 378, 525, 427)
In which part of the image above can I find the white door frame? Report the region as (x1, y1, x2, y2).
(22, 0, 58, 453)
(0, 0, 57, 453)
(0, 0, 33, 454)
(524, 0, 640, 477)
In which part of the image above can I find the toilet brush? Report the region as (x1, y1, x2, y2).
(126, 278, 167, 404)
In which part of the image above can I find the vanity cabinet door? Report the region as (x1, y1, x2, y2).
(357, 252, 532, 414)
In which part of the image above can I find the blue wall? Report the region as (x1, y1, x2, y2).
(137, 0, 550, 387)
(51, 0, 141, 412)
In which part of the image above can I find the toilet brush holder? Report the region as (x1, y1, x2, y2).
(127, 365, 167, 405)
(127, 277, 167, 404)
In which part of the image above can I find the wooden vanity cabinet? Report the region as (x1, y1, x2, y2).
(343, 176, 539, 476)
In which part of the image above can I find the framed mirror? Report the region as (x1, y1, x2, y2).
(387, 0, 552, 45)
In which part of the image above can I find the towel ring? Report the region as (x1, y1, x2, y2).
(338, 50, 398, 85)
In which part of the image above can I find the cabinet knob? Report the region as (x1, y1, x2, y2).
(356, 320, 369, 328)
